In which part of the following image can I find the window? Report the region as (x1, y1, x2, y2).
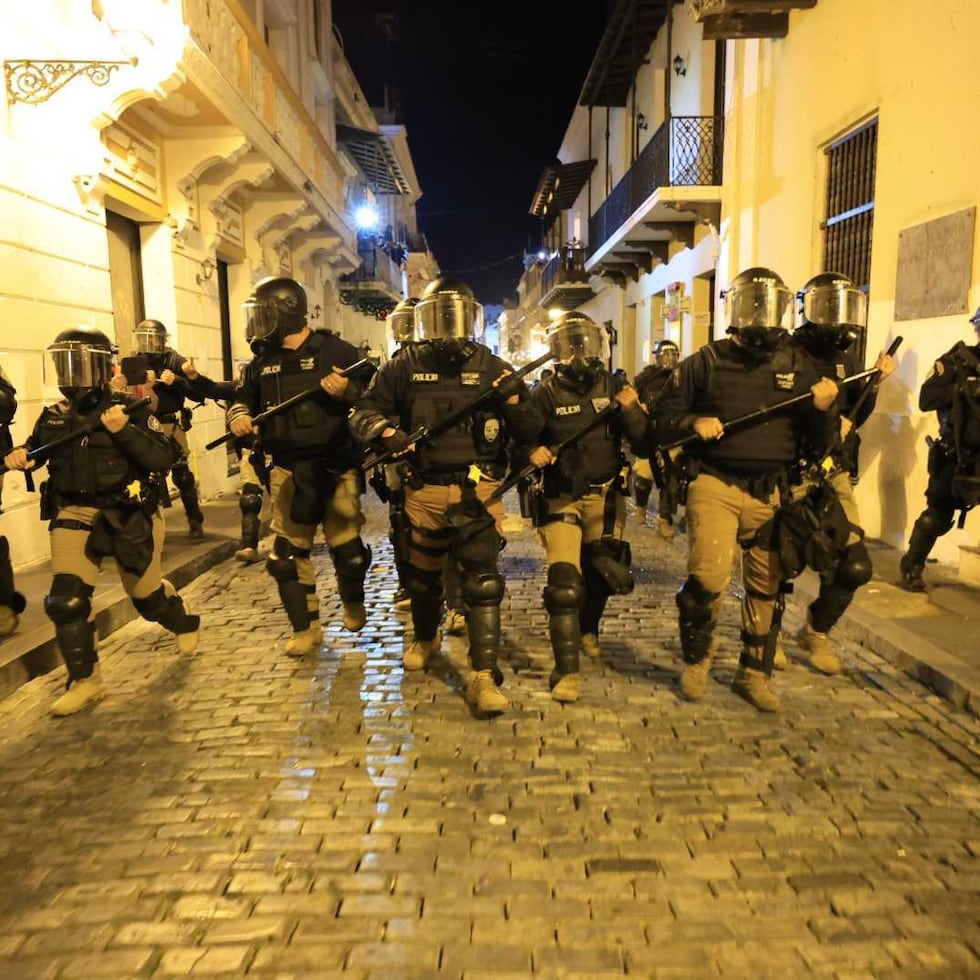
(822, 117, 878, 291)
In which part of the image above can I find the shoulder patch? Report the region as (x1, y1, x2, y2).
(147, 415, 162, 432)
(460, 372, 482, 387)
(774, 371, 797, 392)
(591, 396, 611, 413)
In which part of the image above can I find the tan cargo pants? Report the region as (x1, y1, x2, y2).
(538, 484, 626, 568)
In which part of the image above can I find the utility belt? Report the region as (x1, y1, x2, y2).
(412, 463, 506, 488)
(41, 481, 160, 520)
(542, 471, 619, 500)
(692, 458, 793, 504)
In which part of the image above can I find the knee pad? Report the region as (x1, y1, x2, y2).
(676, 575, 718, 626)
(239, 484, 263, 516)
(919, 506, 955, 538)
(266, 536, 306, 583)
(172, 464, 196, 491)
(833, 541, 873, 591)
(44, 573, 94, 625)
(543, 562, 585, 614)
(331, 538, 371, 577)
(586, 537, 634, 596)
(462, 571, 505, 608)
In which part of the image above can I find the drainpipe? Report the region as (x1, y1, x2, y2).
(665, 0, 673, 126)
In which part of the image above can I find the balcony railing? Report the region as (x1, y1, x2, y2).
(589, 115, 724, 254)
(341, 243, 404, 296)
(541, 243, 590, 298)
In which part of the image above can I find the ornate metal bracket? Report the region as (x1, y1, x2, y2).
(4, 59, 135, 105)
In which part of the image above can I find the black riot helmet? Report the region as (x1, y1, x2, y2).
(0, 366, 16, 427)
(45, 326, 114, 406)
(796, 271, 867, 353)
(387, 297, 419, 346)
(243, 276, 308, 354)
(654, 339, 680, 369)
(414, 276, 483, 367)
(723, 266, 793, 357)
(134, 319, 168, 355)
(548, 311, 609, 384)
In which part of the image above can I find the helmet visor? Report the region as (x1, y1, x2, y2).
(415, 293, 483, 342)
(655, 346, 679, 369)
(44, 342, 113, 389)
(243, 298, 280, 341)
(388, 308, 416, 344)
(134, 326, 166, 354)
(549, 321, 609, 364)
(801, 284, 868, 329)
(725, 281, 794, 330)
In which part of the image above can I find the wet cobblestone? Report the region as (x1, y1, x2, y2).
(0, 496, 978, 978)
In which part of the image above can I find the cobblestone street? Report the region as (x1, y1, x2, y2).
(0, 496, 978, 979)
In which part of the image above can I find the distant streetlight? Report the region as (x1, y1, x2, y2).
(354, 205, 379, 231)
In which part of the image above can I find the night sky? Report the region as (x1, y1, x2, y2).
(332, 1, 609, 304)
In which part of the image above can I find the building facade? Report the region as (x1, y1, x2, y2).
(0, 0, 435, 568)
(511, 0, 980, 571)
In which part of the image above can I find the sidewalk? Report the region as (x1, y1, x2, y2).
(0, 495, 249, 702)
(790, 540, 980, 716)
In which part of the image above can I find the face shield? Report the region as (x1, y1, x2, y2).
(387, 307, 416, 346)
(725, 279, 795, 331)
(44, 341, 113, 391)
(134, 326, 167, 354)
(243, 298, 281, 346)
(800, 282, 868, 331)
(415, 291, 484, 343)
(550, 320, 609, 381)
(655, 346, 679, 369)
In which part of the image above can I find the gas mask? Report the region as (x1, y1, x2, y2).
(733, 326, 789, 359)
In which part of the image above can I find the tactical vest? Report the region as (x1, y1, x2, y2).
(402, 344, 506, 473)
(538, 373, 621, 490)
(254, 332, 351, 460)
(690, 340, 811, 472)
(36, 394, 144, 500)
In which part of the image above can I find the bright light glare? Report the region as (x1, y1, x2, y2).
(355, 205, 379, 231)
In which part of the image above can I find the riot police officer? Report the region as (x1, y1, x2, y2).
(349, 277, 540, 714)
(633, 339, 681, 537)
(789, 272, 895, 671)
(900, 305, 980, 590)
(126, 320, 206, 539)
(3, 327, 199, 716)
(521, 312, 649, 700)
(661, 268, 838, 712)
(227, 277, 372, 657)
(0, 363, 26, 637)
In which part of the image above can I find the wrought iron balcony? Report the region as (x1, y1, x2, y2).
(589, 116, 723, 255)
(340, 242, 405, 313)
(540, 241, 593, 310)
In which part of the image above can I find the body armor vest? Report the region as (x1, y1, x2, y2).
(36, 393, 146, 501)
(254, 331, 355, 464)
(402, 344, 507, 473)
(689, 340, 811, 472)
(537, 373, 622, 492)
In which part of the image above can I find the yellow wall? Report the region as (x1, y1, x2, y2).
(720, 0, 980, 563)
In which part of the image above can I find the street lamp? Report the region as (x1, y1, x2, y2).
(354, 204, 379, 232)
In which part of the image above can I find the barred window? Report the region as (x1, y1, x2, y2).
(822, 118, 878, 292)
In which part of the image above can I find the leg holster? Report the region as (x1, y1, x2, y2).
(676, 574, 719, 665)
(132, 580, 200, 635)
(239, 482, 263, 550)
(266, 535, 311, 632)
(330, 538, 371, 603)
(544, 562, 584, 677)
(44, 573, 97, 680)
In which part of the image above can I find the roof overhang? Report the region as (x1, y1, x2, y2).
(336, 122, 411, 195)
(579, 0, 671, 107)
(529, 159, 597, 217)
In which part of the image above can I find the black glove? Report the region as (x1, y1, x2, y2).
(382, 429, 412, 454)
(494, 373, 525, 401)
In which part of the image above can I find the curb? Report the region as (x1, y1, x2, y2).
(0, 536, 240, 702)
(792, 571, 980, 718)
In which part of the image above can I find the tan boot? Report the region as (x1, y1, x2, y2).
(176, 628, 200, 655)
(309, 619, 324, 645)
(550, 672, 581, 703)
(51, 667, 105, 717)
(393, 588, 412, 611)
(234, 546, 262, 564)
(188, 520, 206, 540)
(732, 665, 780, 712)
(772, 638, 788, 670)
(403, 634, 440, 671)
(580, 633, 601, 659)
(680, 653, 713, 702)
(797, 621, 842, 675)
(656, 517, 675, 540)
(284, 627, 319, 658)
(444, 609, 467, 636)
(466, 670, 509, 713)
(342, 602, 366, 632)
